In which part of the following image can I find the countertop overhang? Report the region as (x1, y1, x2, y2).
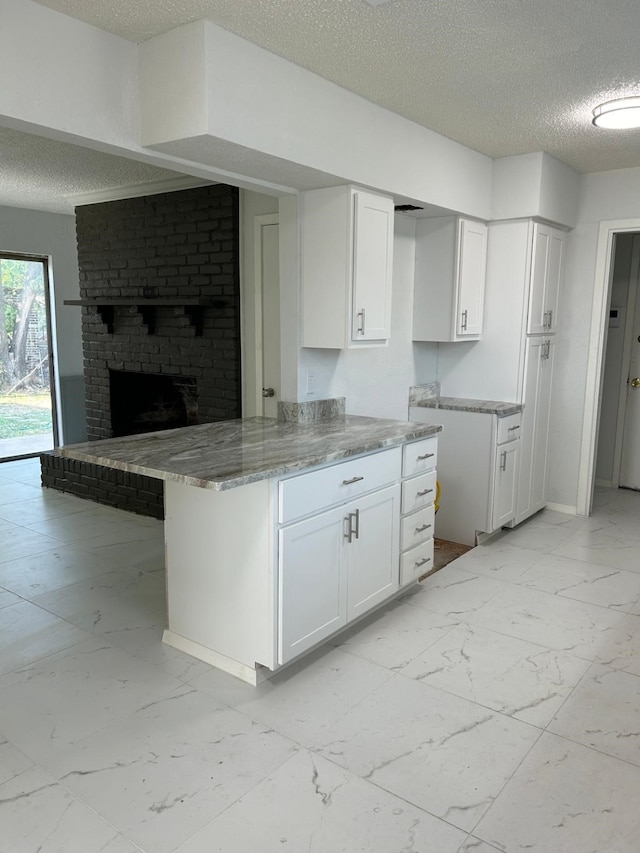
(58, 415, 442, 491)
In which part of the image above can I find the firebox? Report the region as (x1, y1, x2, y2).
(109, 370, 198, 437)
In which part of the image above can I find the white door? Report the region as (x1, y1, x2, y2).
(255, 216, 280, 418)
(515, 337, 555, 524)
(346, 485, 400, 621)
(619, 288, 640, 488)
(492, 441, 519, 529)
(351, 191, 393, 342)
(528, 224, 564, 335)
(456, 218, 487, 337)
(278, 505, 348, 665)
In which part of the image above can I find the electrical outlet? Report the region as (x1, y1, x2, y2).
(306, 371, 315, 396)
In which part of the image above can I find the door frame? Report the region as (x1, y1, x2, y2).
(577, 218, 640, 514)
(0, 249, 60, 455)
(253, 213, 279, 416)
(610, 235, 640, 488)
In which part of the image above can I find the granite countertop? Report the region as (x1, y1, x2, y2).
(59, 415, 442, 491)
(410, 396, 522, 416)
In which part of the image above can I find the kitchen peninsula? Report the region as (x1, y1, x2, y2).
(60, 415, 441, 683)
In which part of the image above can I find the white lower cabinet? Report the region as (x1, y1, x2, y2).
(278, 484, 401, 664)
(398, 436, 437, 583)
(278, 484, 400, 665)
(164, 436, 438, 683)
(409, 406, 520, 546)
(491, 439, 519, 530)
(277, 438, 438, 666)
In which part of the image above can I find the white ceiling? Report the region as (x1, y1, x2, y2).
(6, 0, 640, 214)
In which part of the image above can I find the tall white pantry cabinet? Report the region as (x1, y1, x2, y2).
(485, 220, 565, 526)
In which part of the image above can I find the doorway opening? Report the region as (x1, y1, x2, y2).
(0, 253, 58, 460)
(595, 232, 640, 491)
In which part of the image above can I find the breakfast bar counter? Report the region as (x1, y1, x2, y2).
(60, 415, 442, 683)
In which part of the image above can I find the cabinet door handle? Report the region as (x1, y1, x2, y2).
(357, 308, 366, 335)
(417, 453, 435, 460)
(417, 488, 434, 497)
(351, 508, 360, 540)
(415, 523, 432, 533)
(460, 309, 468, 331)
(342, 475, 364, 486)
(414, 557, 431, 568)
(500, 450, 507, 471)
(344, 509, 360, 543)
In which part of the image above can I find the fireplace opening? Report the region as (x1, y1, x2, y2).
(109, 370, 198, 437)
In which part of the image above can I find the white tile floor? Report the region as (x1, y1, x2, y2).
(1, 458, 640, 852)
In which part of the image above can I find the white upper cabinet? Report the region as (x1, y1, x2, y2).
(412, 216, 488, 342)
(301, 185, 394, 349)
(527, 222, 564, 335)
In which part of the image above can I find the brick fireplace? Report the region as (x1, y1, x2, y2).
(41, 184, 242, 518)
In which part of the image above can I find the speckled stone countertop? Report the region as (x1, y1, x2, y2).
(411, 397, 522, 416)
(59, 415, 442, 491)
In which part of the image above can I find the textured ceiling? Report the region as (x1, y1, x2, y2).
(5, 0, 640, 215)
(0, 127, 193, 215)
(32, 0, 640, 175)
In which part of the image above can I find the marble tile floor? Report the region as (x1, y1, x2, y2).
(1, 457, 640, 851)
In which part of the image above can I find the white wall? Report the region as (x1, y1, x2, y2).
(139, 21, 493, 220)
(547, 167, 640, 509)
(300, 214, 438, 420)
(0, 0, 139, 149)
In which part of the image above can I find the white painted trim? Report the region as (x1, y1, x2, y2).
(68, 176, 212, 207)
(162, 629, 270, 685)
(253, 213, 279, 415)
(612, 235, 640, 487)
(577, 218, 640, 517)
(546, 501, 578, 516)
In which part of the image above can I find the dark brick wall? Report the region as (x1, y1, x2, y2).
(41, 452, 164, 519)
(43, 184, 241, 517)
(76, 183, 241, 440)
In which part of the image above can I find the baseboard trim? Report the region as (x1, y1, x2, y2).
(546, 502, 578, 516)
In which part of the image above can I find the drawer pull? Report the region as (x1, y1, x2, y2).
(415, 557, 431, 568)
(417, 453, 435, 460)
(417, 488, 434, 497)
(342, 475, 365, 486)
(507, 425, 520, 432)
(415, 523, 432, 533)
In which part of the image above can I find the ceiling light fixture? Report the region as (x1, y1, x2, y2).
(592, 97, 640, 129)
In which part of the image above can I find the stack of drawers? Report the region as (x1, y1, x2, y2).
(399, 436, 438, 585)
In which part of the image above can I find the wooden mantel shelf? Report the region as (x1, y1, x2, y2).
(63, 298, 226, 336)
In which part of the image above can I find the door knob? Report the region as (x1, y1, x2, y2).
(631, 378, 640, 388)
(262, 387, 275, 397)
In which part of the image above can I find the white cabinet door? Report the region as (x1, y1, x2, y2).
(346, 485, 400, 621)
(412, 216, 487, 342)
(456, 218, 488, 337)
(352, 191, 394, 343)
(515, 337, 555, 524)
(527, 223, 564, 335)
(301, 185, 394, 349)
(278, 505, 347, 665)
(491, 440, 519, 529)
